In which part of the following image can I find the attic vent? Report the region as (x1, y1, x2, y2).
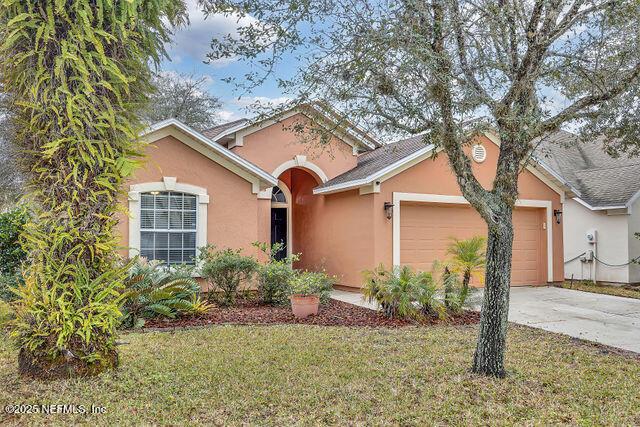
(472, 144, 487, 163)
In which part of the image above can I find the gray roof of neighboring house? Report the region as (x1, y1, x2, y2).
(534, 130, 640, 208)
(317, 134, 431, 188)
(201, 119, 248, 140)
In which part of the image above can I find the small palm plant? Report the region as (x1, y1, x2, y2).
(445, 236, 486, 300)
(362, 265, 443, 320)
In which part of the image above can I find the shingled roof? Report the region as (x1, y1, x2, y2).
(316, 135, 432, 189)
(201, 118, 248, 140)
(534, 130, 640, 208)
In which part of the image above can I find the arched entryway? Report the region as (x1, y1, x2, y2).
(269, 161, 326, 266)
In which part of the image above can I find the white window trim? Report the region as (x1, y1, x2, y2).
(391, 192, 554, 283)
(128, 177, 209, 261)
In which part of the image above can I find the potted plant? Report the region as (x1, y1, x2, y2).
(288, 270, 334, 319)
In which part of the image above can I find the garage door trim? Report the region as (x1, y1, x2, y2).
(392, 192, 553, 282)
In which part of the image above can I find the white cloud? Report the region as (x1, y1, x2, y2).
(165, 0, 257, 67)
(215, 110, 243, 122)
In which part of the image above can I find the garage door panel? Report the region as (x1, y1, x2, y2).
(400, 203, 545, 285)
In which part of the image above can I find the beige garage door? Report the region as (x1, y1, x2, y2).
(399, 203, 546, 285)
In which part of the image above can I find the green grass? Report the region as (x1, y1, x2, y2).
(558, 281, 640, 300)
(0, 325, 639, 426)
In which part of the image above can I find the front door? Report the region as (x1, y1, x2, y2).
(270, 207, 287, 261)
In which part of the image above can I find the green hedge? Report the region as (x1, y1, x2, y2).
(0, 207, 28, 276)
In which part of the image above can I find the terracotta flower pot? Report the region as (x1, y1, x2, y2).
(290, 294, 320, 319)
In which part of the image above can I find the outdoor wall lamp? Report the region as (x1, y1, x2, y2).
(553, 209, 562, 224)
(384, 202, 394, 220)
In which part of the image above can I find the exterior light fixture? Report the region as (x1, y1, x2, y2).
(384, 202, 394, 220)
(553, 209, 562, 224)
(150, 191, 160, 195)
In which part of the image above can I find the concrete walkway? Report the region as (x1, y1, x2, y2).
(331, 286, 640, 353)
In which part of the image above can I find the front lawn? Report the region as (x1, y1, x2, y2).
(558, 281, 640, 300)
(1, 325, 639, 426)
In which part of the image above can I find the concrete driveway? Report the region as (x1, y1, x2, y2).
(504, 286, 640, 353)
(331, 286, 640, 353)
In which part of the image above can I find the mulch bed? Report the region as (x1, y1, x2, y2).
(143, 299, 480, 329)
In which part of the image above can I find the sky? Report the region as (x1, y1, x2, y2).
(161, 0, 293, 123)
(162, 1, 575, 129)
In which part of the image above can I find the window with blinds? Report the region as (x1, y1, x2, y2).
(140, 191, 197, 265)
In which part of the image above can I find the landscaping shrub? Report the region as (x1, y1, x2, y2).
(289, 270, 335, 305)
(0, 207, 28, 282)
(253, 242, 299, 306)
(415, 272, 446, 319)
(10, 259, 127, 377)
(0, 274, 20, 302)
(120, 259, 210, 329)
(432, 262, 473, 314)
(362, 264, 445, 320)
(199, 245, 258, 306)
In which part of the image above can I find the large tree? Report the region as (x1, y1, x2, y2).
(0, 0, 186, 378)
(202, 0, 640, 376)
(142, 71, 222, 130)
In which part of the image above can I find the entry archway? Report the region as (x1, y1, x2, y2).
(271, 155, 329, 184)
(268, 165, 325, 267)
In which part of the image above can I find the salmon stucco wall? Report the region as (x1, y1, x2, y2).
(116, 135, 262, 259)
(233, 113, 358, 180)
(302, 189, 376, 286)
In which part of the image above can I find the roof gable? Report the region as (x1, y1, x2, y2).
(142, 119, 277, 193)
(204, 104, 381, 152)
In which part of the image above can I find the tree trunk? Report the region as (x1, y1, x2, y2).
(462, 270, 471, 294)
(472, 207, 514, 377)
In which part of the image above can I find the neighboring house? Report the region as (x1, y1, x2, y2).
(117, 105, 567, 289)
(535, 131, 640, 284)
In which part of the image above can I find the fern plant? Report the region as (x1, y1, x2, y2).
(10, 259, 128, 377)
(0, 0, 186, 377)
